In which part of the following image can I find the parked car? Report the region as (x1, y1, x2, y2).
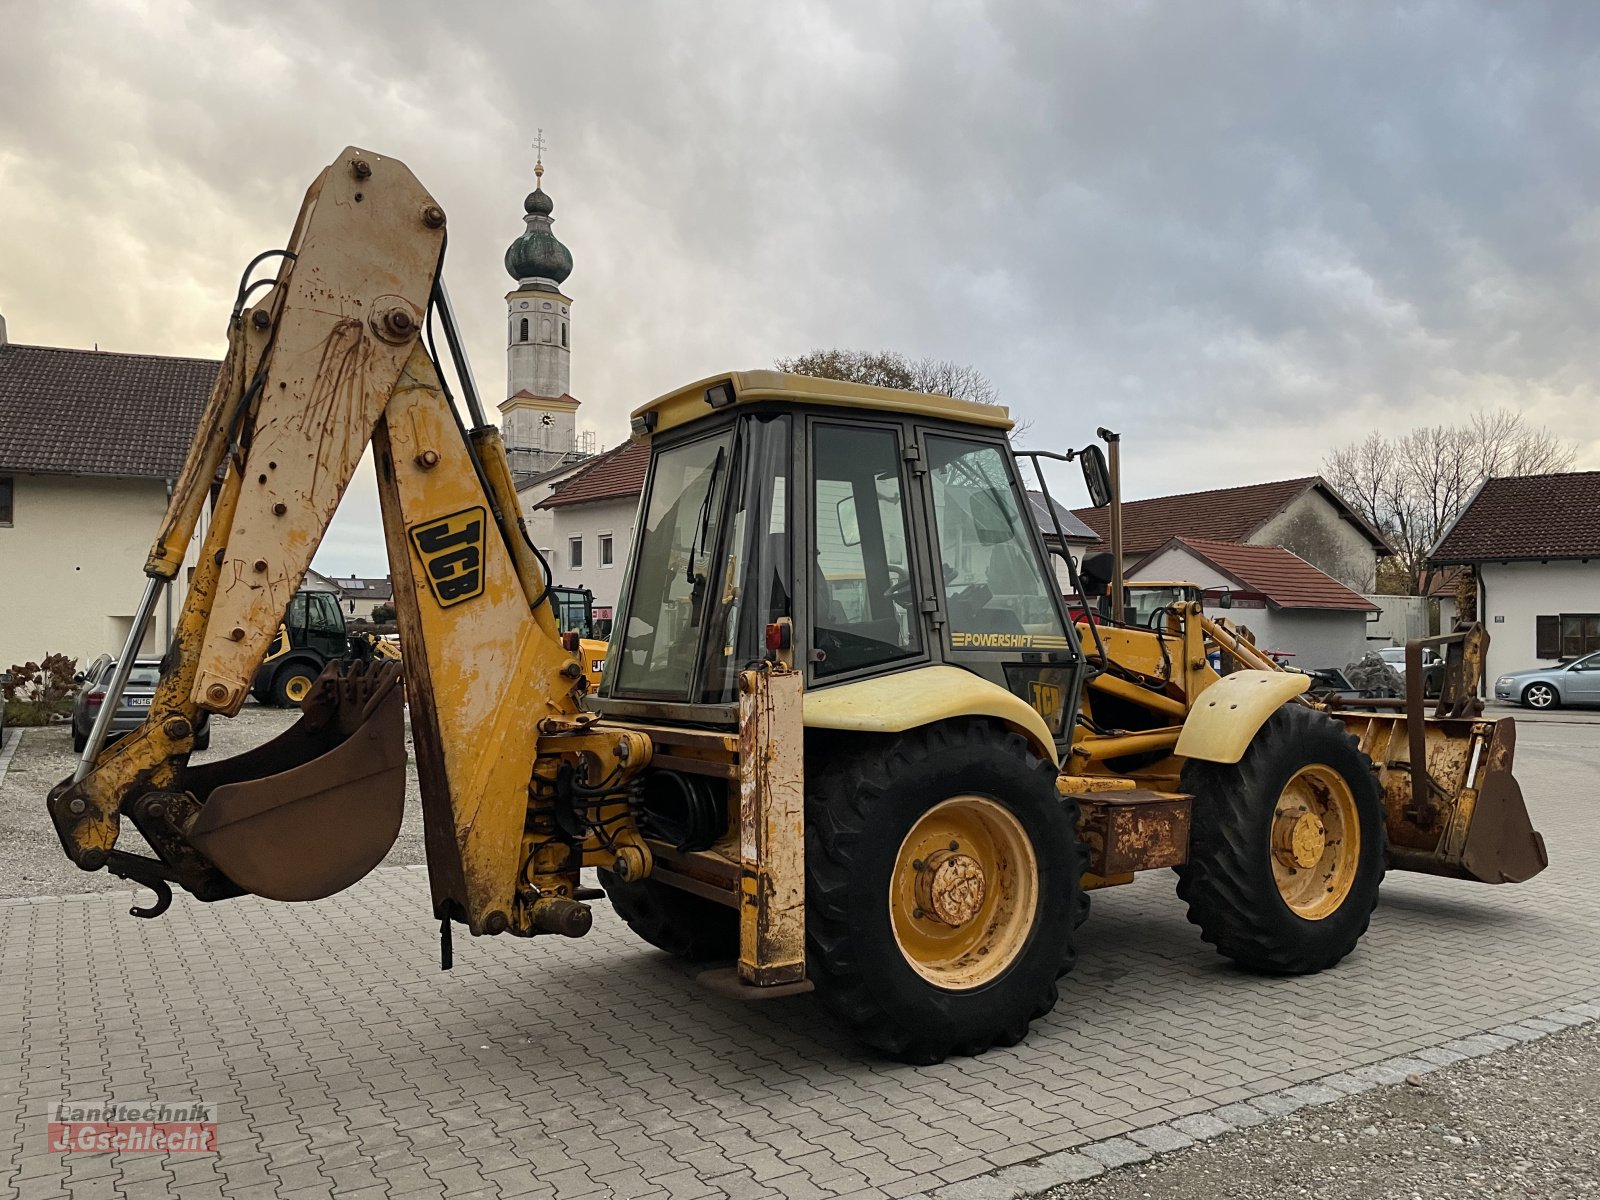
(1494, 650, 1600, 710)
(72, 657, 211, 752)
(1377, 645, 1445, 698)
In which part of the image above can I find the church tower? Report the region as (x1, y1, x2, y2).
(500, 140, 580, 469)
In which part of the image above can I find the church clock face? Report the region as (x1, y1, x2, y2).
(519, 301, 529, 309)
(541, 414, 554, 426)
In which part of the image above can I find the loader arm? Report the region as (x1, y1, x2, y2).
(46, 148, 655, 938)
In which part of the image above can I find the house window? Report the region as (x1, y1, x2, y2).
(599, 533, 614, 567)
(0, 476, 11, 526)
(561, 322, 568, 348)
(1539, 613, 1600, 659)
(519, 318, 529, 342)
(568, 536, 584, 570)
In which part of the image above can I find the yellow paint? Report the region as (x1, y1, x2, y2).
(804, 664, 1059, 765)
(1174, 669, 1310, 765)
(633, 369, 1014, 438)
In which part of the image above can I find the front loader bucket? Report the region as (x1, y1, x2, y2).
(1338, 710, 1548, 885)
(184, 660, 407, 901)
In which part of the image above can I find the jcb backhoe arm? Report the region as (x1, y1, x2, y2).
(46, 148, 655, 939)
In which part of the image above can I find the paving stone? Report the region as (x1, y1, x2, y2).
(1078, 1137, 1151, 1168)
(1126, 1123, 1194, 1152)
(1, 723, 1595, 1200)
(1169, 1112, 1233, 1140)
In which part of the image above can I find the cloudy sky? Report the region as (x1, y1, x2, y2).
(3, 0, 1597, 576)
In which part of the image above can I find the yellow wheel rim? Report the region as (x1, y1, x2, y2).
(1270, 765, 1360, 920)
(284, 673, 314, 704)
(890, 796, 1039, 990)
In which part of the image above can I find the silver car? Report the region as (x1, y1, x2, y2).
(71, 657, 211, 752)
(1493, 650, 1600, 710)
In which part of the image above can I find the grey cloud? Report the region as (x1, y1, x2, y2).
(1, 0, 1596, 574)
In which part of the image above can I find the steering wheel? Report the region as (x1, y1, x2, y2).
(885, 564, 915, 607)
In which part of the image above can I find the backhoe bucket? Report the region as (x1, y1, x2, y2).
(184, 660, 407, 901)
(1338, 711, 1548, 885)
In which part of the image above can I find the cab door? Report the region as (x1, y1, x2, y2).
(913, 430, 1082, 749)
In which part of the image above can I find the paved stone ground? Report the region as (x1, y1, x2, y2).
(0, 718, 1595, 1199)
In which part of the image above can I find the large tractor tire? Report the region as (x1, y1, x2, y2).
(271, 661, 321, 709)
(598, 870, 739, 962)
(806, 720, 1084, 1064)
(1175, 703, 1385, 975)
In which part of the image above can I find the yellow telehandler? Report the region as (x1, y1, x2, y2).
(47, 149, 1546, 1063)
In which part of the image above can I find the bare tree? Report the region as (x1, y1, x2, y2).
(775, 349, 999, 407)
(1323, 410, 1576, 596)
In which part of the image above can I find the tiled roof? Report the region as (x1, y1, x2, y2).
(332, 576, 394, 601)
(1071, 476, 1391, 556)
(0, 342, 217, 478)
(1430, 472, 1600, 563)
(536, 439, 650, 509)
(1143, 536, 1377, 612)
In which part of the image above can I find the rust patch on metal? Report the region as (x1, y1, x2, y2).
(1078, 789, 1192, 876)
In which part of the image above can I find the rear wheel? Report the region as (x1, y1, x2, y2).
(1522, 682, 1559, 710)
(807, 721, 1083, 1064)
(1176, 704, 1385, 974)
(272, 662, 320, 708)
(598, 870, 739, 962)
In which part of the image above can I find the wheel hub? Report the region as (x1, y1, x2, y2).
(917, 850, 986, 926)
(1273, 809, 1327, 870)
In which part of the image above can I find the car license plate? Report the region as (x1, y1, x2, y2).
(126, 696, 150, 707)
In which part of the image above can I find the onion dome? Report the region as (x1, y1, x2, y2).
(505, 162, 571, 290)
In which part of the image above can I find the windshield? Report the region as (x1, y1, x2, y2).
(1379, 648, 1406, 663)
(927, 436, 1068, 652)
(612, 431, 733, 698)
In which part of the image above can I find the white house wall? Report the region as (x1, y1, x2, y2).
(1, 473, 196, 668)
(1479, 559, 1600, 682)
(1251, 489, 1379, 592)
(548, 495, 641, 615)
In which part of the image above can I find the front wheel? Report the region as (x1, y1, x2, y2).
(272, 662, 320, 708)
(1176, 704, 1385, 975)
(1522, 682, 1559, 710)
(806, 720, 1084, 1064)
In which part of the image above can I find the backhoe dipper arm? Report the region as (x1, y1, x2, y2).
(47, 148, 652, 938)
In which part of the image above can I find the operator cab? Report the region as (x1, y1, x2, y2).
(595, 371, 1083, 753)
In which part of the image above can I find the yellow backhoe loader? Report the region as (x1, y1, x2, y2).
(47, 149, 1547, 1064)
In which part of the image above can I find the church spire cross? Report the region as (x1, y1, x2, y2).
(532, 129, 547, 181)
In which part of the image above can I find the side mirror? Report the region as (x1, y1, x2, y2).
(836, 495, 860, 547)
(1079, 445, 1112, 508)
(1216, 588, 1233, 610)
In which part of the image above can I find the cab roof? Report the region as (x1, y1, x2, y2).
(629, 370, 1014, 439)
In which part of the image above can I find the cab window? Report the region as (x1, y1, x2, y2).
(925, 436, 1067, 651)
(811, 423, 921, 679)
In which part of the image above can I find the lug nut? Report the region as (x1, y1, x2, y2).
(912, 907, 925, 920)
(949, 841, 960, 852)
(207, 683, 229, 703)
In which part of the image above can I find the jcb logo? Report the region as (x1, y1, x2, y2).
(1028, 680, 1063, 722)
(409, 508, 486, 608)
